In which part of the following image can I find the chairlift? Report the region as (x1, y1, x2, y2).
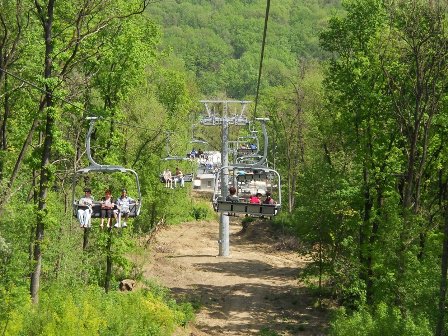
(212, 118, 281, 216)
(160, 131, 195, 185)
(72, 117, 142, 226)
(163, 131, 191, 161)
(233, 118, 269, 166)
(212, 165, 281, 217)
(236, 122, 260, 157)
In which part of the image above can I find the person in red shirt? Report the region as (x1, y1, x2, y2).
(249, 192, 262, 204)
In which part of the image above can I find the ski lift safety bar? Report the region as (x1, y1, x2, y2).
(236, 155, 265, 164)
(163, 156, 191, 161)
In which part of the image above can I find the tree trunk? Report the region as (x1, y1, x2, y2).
(437, 177, 448, 336)
(30, 0, 55, 304)
(360, 166, 373, 302)
(83, 228, 90, 250)
(104, 229, 113, 293)
(0, 100, 43, 216)
(0, 72, 9, 180)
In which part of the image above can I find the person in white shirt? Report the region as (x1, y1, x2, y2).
(163, 169, 173, 189)
(114, 188, 135, 228)
(77, 188, 94, 228)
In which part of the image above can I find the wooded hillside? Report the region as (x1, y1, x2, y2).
(1, 0, 448, 335)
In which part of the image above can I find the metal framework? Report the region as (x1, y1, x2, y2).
(235, 117, 269, 166)
(199, 100, 251, 126)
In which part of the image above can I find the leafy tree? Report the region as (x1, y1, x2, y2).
(29, 0, 152, 303)
(320, 0, 448, 333)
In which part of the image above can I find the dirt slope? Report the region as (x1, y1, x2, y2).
(143, 218, 328, 336)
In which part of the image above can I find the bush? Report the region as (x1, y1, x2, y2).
(330, 303, 432, 336)
(3, 285, 194, 336)
(241, 216, 256, 225)
(190, 204, 212, 220)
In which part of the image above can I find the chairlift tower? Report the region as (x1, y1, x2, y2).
(199, 100, 251, 257)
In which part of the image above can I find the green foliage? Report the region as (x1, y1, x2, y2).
(190, 203, 213, 220)
(241, 215, 256, 225)
(148, 0, 334, 98)
(259, 327, 279, 336)
(2, 285, 193, 336)
(157, 187, 214, 225)
(330, 303, 432, 336)
(316, 0, 448, 332)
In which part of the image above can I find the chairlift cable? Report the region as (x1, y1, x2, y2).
(253, 0, 271, 118)
(0, 67, 158, 132)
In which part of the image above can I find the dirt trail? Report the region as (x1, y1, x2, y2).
(143, 218, 328, 336)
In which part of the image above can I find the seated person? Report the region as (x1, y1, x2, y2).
(163, 169, 173, 188)
(100, 189, 115, 229)
(249, 143, 257, 150)
(77, 188, 94, 228)
(114, 188, 135, 228)
(226, 186, 239, 202)
(263, 191, 276, 205)
(175, 167, 185, 188)
(249, 192, 262, 204)
(189, 148, 198, 158)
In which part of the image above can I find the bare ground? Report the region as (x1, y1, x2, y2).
(142, 218, 329, 336)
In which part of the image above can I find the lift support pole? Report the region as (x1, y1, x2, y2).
(219, 115, 229, 256)
(199, 100, 250, 257)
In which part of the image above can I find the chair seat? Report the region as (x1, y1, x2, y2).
(73, 202, 139, 218)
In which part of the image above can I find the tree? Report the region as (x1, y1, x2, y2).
(30, 0, 151, 304)
(320, 0, 448, 329)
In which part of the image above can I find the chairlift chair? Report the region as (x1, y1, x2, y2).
(236, 133, 259, 157)
(212, 165, 281, 217)
(72, 117, 142, 224)
(160, 131, 196, 185)
(233, 118, 269, 167)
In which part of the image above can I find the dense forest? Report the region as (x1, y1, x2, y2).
(1, 0, 448, 335)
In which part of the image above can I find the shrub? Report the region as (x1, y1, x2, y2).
(330, 303, 432, 336)
(190, 204, 212, 220)
(3, 285, 194, 336)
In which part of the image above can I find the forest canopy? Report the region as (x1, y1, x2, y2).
(1, 0, 448, 335)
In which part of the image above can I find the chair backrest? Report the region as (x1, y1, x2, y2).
(215, 200, 280, 216)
